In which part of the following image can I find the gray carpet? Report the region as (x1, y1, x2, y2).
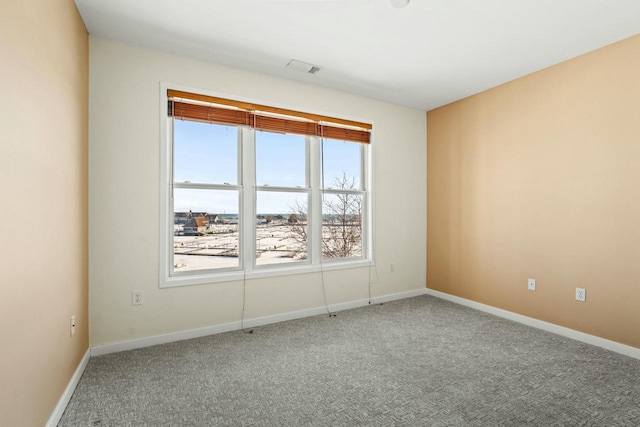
(59, 295, 640, 426)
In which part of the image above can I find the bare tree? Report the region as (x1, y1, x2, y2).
(288, 200, 308, 254)
(289, 173, 362, 259)
(322, 174, 362, 258)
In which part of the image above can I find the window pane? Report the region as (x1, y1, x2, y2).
(322, 138, 361, 190)
(173, 188, 239, 272)
(256, 191, 308, 265)
(322, 193, 363, 259)
(174, 121, 238, 185)
(256, 131, 306, 187)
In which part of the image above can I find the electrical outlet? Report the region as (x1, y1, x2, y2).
(576, 288, 586, 302)
(527, 278, 536, 291)
(132, 291, 143, 306)
(70, 315, 76, 337)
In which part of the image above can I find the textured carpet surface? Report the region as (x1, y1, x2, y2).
(59, 295, 640, 426)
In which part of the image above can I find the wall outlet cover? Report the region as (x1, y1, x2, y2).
(132, 291, 143, 306)
(576, 288, 586, 302)
(527, 278, 536, 291)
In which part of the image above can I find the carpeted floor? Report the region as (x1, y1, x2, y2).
(59, 295, 640, 426)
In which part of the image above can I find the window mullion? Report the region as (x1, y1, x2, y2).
(320, 189, 365, 195)
(254, 186, 309, 193)
(360, 143, 365, 191)
(309, 136, 322, 266)
(166, 117, 175, 281)
(241, 126, 256, 272)
(363, 144, 371, 260)
(173, 182, 242, 191)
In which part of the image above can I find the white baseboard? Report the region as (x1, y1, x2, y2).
(90, 321, 240, 357)
(45, 348, 90, 427)
(243, 287, 427, 329)
(91, 288, 426, 357)
(425, 288, 640, 360)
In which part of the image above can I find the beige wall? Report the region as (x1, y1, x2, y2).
(427, 35, 640, 348)
(88, 38, 426, 346)
(0, 1, 88, 425)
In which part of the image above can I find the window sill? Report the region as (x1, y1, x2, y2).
(159, 259, 373, 288)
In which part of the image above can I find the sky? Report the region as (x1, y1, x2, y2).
(173, 120, 362, 214)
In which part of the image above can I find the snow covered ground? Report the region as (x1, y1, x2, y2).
(173, 222, 306, 272)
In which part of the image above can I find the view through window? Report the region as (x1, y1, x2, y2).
(173, 121, 240, 271)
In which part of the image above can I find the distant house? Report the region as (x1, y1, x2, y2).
(175, 211, 210, 225)
(183, 216, 209, 235)
(174, 212, 191, 224)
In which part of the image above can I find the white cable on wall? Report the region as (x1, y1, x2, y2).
(319, 135, 336, 317)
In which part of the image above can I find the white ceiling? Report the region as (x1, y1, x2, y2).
(74, 0, 640, 111)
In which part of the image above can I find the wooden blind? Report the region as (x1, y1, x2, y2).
(170, 101, 251, 127)
(168, 90, 371, 144)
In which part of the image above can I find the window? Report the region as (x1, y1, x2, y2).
(172, 121, 240, 272)
(160, 87, 372, 287)
(321, 139, 364, 259)
(255, 131, 309, 266)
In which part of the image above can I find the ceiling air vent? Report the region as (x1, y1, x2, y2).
(286, 59, 321, 75)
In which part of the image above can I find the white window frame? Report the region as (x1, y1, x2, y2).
(159, 83, 374, 288)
